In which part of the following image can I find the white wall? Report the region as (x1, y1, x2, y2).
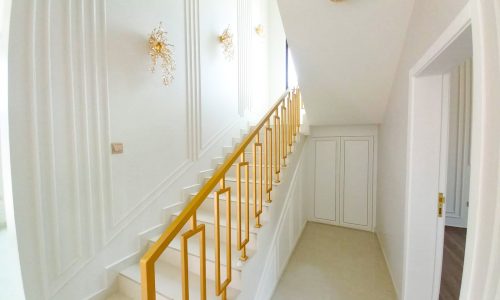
(0, 0, 10, 229)
(267, 0, 287, 109)
(376, 0, 469, 297)
(7, 0, 286, 299)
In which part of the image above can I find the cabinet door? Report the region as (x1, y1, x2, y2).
(314, 139, 339, 222)
(340, 137, 373, 230)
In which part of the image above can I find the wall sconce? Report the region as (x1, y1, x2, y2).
(148, 22, 175, 86)
(255, 24, 264, 37)
(218, 25, 234, 61)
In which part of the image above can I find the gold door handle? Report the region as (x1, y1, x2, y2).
(438, 193, 445, 218)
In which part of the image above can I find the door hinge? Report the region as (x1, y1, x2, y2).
(438, 193, 445, 218)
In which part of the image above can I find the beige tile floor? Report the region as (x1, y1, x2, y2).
(272, 222, 397, 300)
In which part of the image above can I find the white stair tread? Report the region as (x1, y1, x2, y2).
(150, 234, 255, 271)
(106, 293, 133, 300)
(172, 210, 262, 234)
(191, 192, 271, 207)
(204, 176, 280, 186)
(120, 260, 239, 300)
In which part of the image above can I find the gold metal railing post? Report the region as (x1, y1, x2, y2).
(214, 177, 231, 299)
(274, 112, 280, 183)
(180, 213, 207, 300)
(287, 95, 292, 153)
(265, 119, 273, 203)
(281, 105, 287, 167)
(236, 153, 250, 261)
(253, 133, 263, 228)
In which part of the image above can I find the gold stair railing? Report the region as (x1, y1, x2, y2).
(140, 88, 302, 300)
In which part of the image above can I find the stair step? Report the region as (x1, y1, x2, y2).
(106, 293, 133, 300)
(118, 260, 239, 300)
(169, 210, 261, 250)
(172, 209, 262, 236)
(219, 163, 284, 178)
(203, 176, 279, 190)
(195, 192, 270, 224)
(151, 234, 253, 289)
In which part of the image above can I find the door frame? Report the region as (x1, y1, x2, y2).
(402, 3, 473, 300)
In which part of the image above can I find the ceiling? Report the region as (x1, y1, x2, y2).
(278, 0, 415, 125)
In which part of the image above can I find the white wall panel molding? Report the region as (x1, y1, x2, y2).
(199, 118, 240, 158)
(254, 146, 308, 300)
(22, 0, 103, 296)
(199, 0, 239, 154)
(102, 0, 194, 243)
(186, 0, 201, 160)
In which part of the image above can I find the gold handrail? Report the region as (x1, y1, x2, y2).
(140, 88, 302, 299)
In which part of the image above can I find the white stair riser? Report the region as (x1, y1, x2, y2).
(221, 164, 280, 179)
(158, 247, 243, 290)
(199, 180, 277, 200)
(197, 196, 270, 222)
(117, 276, 170, 300)
(175, 217, 259, 250)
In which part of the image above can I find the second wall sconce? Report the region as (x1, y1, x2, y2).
(219, 25, 234, 61)
(255, 24, 264, 37)
(148, 22, 175, 86)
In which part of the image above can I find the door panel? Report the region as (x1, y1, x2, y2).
(340, 137, 373, 229)
(314, 140, 338, 221)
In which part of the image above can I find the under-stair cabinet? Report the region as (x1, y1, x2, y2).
(308, 126, 377, 231)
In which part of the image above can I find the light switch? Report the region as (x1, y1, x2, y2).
(111, 143, 123, 154)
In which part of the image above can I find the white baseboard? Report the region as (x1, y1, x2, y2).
(375, 231, 401, 299)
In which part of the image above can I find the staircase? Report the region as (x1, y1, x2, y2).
(106, 89, 302, 300)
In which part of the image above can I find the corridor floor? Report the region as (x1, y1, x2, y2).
(272, 222, 397, 300)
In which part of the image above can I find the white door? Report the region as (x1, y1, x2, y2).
(404, 74, 449, 300)
(313, 139, 339, 222)
(339, 137, 373, 231)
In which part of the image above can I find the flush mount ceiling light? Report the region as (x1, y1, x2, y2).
(148, 22, 175, 86)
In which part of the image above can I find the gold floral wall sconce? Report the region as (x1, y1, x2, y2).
(218, 25, 234, 61)
(255, 24, 264, 37)
(148, 22, 175, 86)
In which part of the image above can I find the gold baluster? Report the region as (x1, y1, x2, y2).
(274, 111, 280, 183)
(214, 177, 231, 299)
(265, 119, 273, 203)
(296, 89, 300, 134)
(236, 153, 250, 261)
(288, 95, 292, 152)
(292, 91, 296, 142)
(295, 89, 298, 132)
(253, 133, 263, 228)
(281, 104, 287, 167)
(180, 213, 207, 300)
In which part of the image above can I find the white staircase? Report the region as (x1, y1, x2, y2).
(106, 127, 290, 300)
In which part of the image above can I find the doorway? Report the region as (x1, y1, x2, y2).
(439, 59, 472, 300)
(403, 16, 473, 300)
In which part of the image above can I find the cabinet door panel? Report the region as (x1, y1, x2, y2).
(314, 140, 338, 221)
(341, 138, 373, 229)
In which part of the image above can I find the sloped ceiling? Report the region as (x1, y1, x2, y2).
(278, 0, 414, 125)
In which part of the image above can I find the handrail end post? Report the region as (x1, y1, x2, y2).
(140, 258, 156, 300)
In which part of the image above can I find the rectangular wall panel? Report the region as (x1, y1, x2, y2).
(314, 140, 338, 221)
(340, 138, 373, 229)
